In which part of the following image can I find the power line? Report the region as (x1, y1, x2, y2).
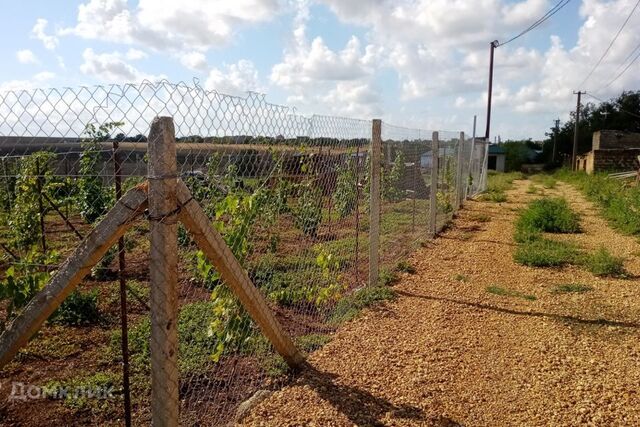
(599, 43, 640, 91)
(499, 0, 572, 47)
(584, 92, 640, 120)
(578, 0, 640, 89)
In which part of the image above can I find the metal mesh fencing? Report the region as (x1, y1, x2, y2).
(0, 80, 486, 426)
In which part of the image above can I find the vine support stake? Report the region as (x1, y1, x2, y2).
(113, 139, 132, 427)
(369, 119, 381, 287)
(430, 132, 439, 237)
(35, 157, 47, 253)
(147, 117, 179, 427)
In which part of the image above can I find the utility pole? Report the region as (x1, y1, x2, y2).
(572, 91, 584, 170)
(485, 40, 499, 141)
(553, 118, 560, 163)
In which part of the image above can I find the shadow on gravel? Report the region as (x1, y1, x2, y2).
(396, 290, 640, 329)
(297, 364, 462, 426)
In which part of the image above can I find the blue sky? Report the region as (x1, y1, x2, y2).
(2, 0, 639, 140)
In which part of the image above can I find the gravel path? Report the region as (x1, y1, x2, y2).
(239, 179, 640, 426)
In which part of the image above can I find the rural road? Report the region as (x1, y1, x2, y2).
(238, 178, 640, 426)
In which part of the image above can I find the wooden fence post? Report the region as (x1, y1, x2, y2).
(369, 119, 382, 287)
(456, 132, 465, 210)
(430, 132, 439, 237)
(147, 117, 179, 427)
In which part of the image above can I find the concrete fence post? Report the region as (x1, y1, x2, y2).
(147, 117, 179, 427)
(430, 132, 439, 237)
(369, 119, 382, 287)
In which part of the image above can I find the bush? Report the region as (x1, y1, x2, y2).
(52, 289, 101, 326)
(584, 247, 626, 277)
(514, 238, 581, 267)
(514, 198, 580, 243)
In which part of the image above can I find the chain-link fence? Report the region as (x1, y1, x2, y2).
(0, 80, 487, 426)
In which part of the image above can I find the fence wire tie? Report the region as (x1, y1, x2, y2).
(145, 196, 193, 223)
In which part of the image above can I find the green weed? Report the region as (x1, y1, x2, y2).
(552, 284, 593, 294)
(584, 247, 626, 277)
(514, 238, 581, 267)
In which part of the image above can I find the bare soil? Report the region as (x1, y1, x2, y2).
(239, 178, 640, 426)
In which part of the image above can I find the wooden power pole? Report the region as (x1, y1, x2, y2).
(572, 91, 584, 170)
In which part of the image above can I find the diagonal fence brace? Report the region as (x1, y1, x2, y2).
(0, 185, 149, 369)
(176, 179, 305, 368)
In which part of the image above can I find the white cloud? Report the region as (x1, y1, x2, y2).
(31, 19, 58, 50)
(80, 48, 163, 83)
(205, 59, 260, 95)
(125, 48, 147, 60)
(0, 71, 56, 92)
(180, 51, 208, 72)
(60, 0, 282, 52)
(16, 49, 39, 65)
(270, 0, 380, 117)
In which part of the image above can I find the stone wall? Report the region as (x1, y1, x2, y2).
(592, 130, 640, 150)
(584, 149, 640, 173)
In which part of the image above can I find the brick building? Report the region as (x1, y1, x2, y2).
(576, 130, 640, 174)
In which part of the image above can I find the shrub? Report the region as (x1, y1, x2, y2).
(52, 289, 101, 326)
(514, 238, 581, 267)
(584, 247, 626, 277)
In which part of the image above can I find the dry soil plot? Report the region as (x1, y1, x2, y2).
(238, 178, 640, 427)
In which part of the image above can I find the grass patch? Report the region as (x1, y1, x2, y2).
(330, 285, 395, 324)
(526, 184, 538, 194)
(486, 285, 536, 301)
(514, 238, 581, 267)
(552, 283, 593, 294)
(554, 169, 640, 236)
(514, 197, 580, 243)
(111, 301, 227, 376)
(395, 260, 416, 274)
(454, 273, 468, 282)
(479, 171, 524, 203)
(584, 247, 626, 277)
(531, 174, 557, 189)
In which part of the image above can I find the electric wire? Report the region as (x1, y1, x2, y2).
(585, 92, 640, 120)
(499, 0, 572, 47)
(578, 0, 640, 89)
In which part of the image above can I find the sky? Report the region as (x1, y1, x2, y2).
(1, 0, 639, 140)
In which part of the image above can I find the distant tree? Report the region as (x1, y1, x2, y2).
(542, 90, 640, 164)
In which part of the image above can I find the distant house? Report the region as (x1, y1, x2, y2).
(576, 130, 640, 174)
(488, 144, 506, 172)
